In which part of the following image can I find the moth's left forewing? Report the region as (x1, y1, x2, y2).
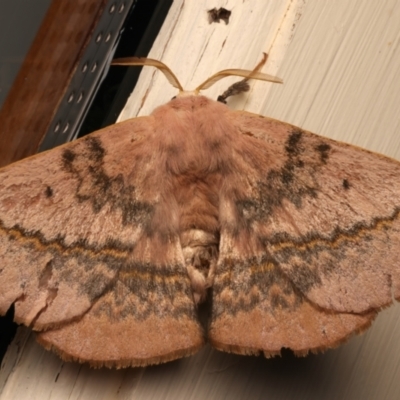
(0, 115, 204, 367)
(210, 110, 400, 355)
(0, 118, 153, 325)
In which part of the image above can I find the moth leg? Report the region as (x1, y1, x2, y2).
(217, 80, 250, 103)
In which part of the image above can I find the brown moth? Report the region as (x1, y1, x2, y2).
(0, 55, 399, 369)
(207, 7, 232, 24)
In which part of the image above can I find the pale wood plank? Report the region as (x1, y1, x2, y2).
(1, 0, 400, 399)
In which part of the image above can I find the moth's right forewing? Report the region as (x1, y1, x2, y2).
(209, 110, 400, 356)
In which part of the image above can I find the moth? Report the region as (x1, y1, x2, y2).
(0, 54, 399, 369)
(207, 7, 232, 24)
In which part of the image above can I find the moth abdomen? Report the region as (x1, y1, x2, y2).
(181, 229, 219, 304)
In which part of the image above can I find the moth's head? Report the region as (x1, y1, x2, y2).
(112, 54, 282, 99)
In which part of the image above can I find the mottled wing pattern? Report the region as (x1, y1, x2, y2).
(209, 111, 400, 355)
(0, 117, 203, 367)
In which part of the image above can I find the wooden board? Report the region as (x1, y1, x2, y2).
(1, 1, 400, 399)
